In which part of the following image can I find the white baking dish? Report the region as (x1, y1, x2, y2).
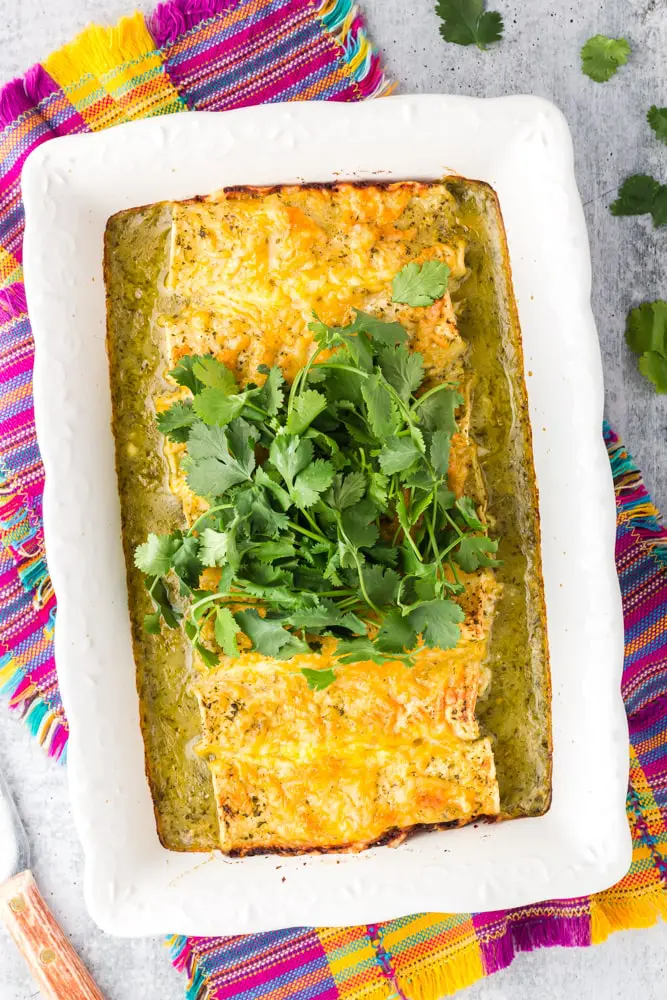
(22, 95, 630, 936)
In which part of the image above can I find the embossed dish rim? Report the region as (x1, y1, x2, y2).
(22, 95, 629, 936)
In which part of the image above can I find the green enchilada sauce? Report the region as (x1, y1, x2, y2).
(105, 184, 550, 852)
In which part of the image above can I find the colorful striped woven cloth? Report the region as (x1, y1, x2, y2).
(0, 3, 665, 998)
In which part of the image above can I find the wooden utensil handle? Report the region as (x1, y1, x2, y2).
(0, 870, 105, 999)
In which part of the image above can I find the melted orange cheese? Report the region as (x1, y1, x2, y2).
(159, 182, 500, 853)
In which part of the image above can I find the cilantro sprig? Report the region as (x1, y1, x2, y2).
(611, 174, 667, 228)
(625, 300, 667, 393)
(435, 0, 503, 51)
(135, 261, 499, 689)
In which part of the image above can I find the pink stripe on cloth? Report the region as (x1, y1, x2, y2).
(0, 351, 33, 383)
(0, 283, 27, 320)
(206, 40, 342, 110)
(164, 0, 316, 84)
(212, 939, 331, 998)
(2, 608, 50, 652)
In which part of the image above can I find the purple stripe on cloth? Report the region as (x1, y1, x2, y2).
(149, 0, 244, 48)
(474, 904, 592, 976)
(179, 17, 333, 108)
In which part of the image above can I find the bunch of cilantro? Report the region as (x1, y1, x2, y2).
(135, 261, 499, 690)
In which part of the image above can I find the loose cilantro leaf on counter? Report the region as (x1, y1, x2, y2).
(135, 275, 501, 690)
(392, 260, 450, 307)
(611, 174, 667, 228)
(648, 105, 667, 145)
(638, 352, 667, 393)
(625, 300, 667, 393)
(435, 0, 503, 50)
(581, 35, 630, 83)
(611, 175, 662, 218)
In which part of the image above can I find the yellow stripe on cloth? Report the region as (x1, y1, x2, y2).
(591, 746, 667, 944)
(44, 12, 184, 130)
(0, 248, 22, 288)
(384, 913, 483, 999)
(318, 926, 391, 1000)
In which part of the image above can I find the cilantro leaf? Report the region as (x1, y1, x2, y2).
(172, 535, 203, 587)
(638, 351, 667, 393)
(430, 429, 451, 477)
(350, 311, 408, 347)
(407, 599, 464, 649)
(291, 459, 335, 509)
(363, 565, 401, 606)
(378, 345, 424, 402)
(625, 301, 667, 392)
(301, 667, 336, 691)
(376, 610, 418, 654)
(435, 0, 503, 50)
(135, 533, 179, 576)
(146, 576, 181, 629)
(581, 35, 630, 83)
(193, 389, 246, 426)
(341, 498, 379, 548)
(194, 641, 219, 668)
(369, 543, 398, 566)
(652, 188, 667, 228)
(192, 356, 238, 393)
(335, 637, 404, 666)
(325, 472, 367, 511)
(392, 260, 451, 306)
(199, 528, 234, 567)
(611, 175, 661, 217)
(454, 535, 500, 572)
(368, 470, 389, 508)
(309, 317, 374, 370)
(251, 539, 296, 562)
(287, 600, 365, 634)
(455, 496, 485, 531)
(255, 365, 284, 415)
(169, 355, 206, 394)
(186, 420, 257, 497)
(416, 387, 463, 433)
(214, 607, 241, 656)
(156, 401, 197, 443)
(143, 612, 162, 634)
(235, 485, 289, 537)
(236, 609, 309, 658)
(361, 373, 400, 438)
(378, 436, 422, 475)
(648, 106, 667, 145)
(287, 390, 328, 435)
(269, 434, 312, 487)
(625, 300, 667, 355)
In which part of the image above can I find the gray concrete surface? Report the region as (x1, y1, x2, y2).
(1, 0, 666, 998)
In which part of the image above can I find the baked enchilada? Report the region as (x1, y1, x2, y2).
(104, 180, 551, 854)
